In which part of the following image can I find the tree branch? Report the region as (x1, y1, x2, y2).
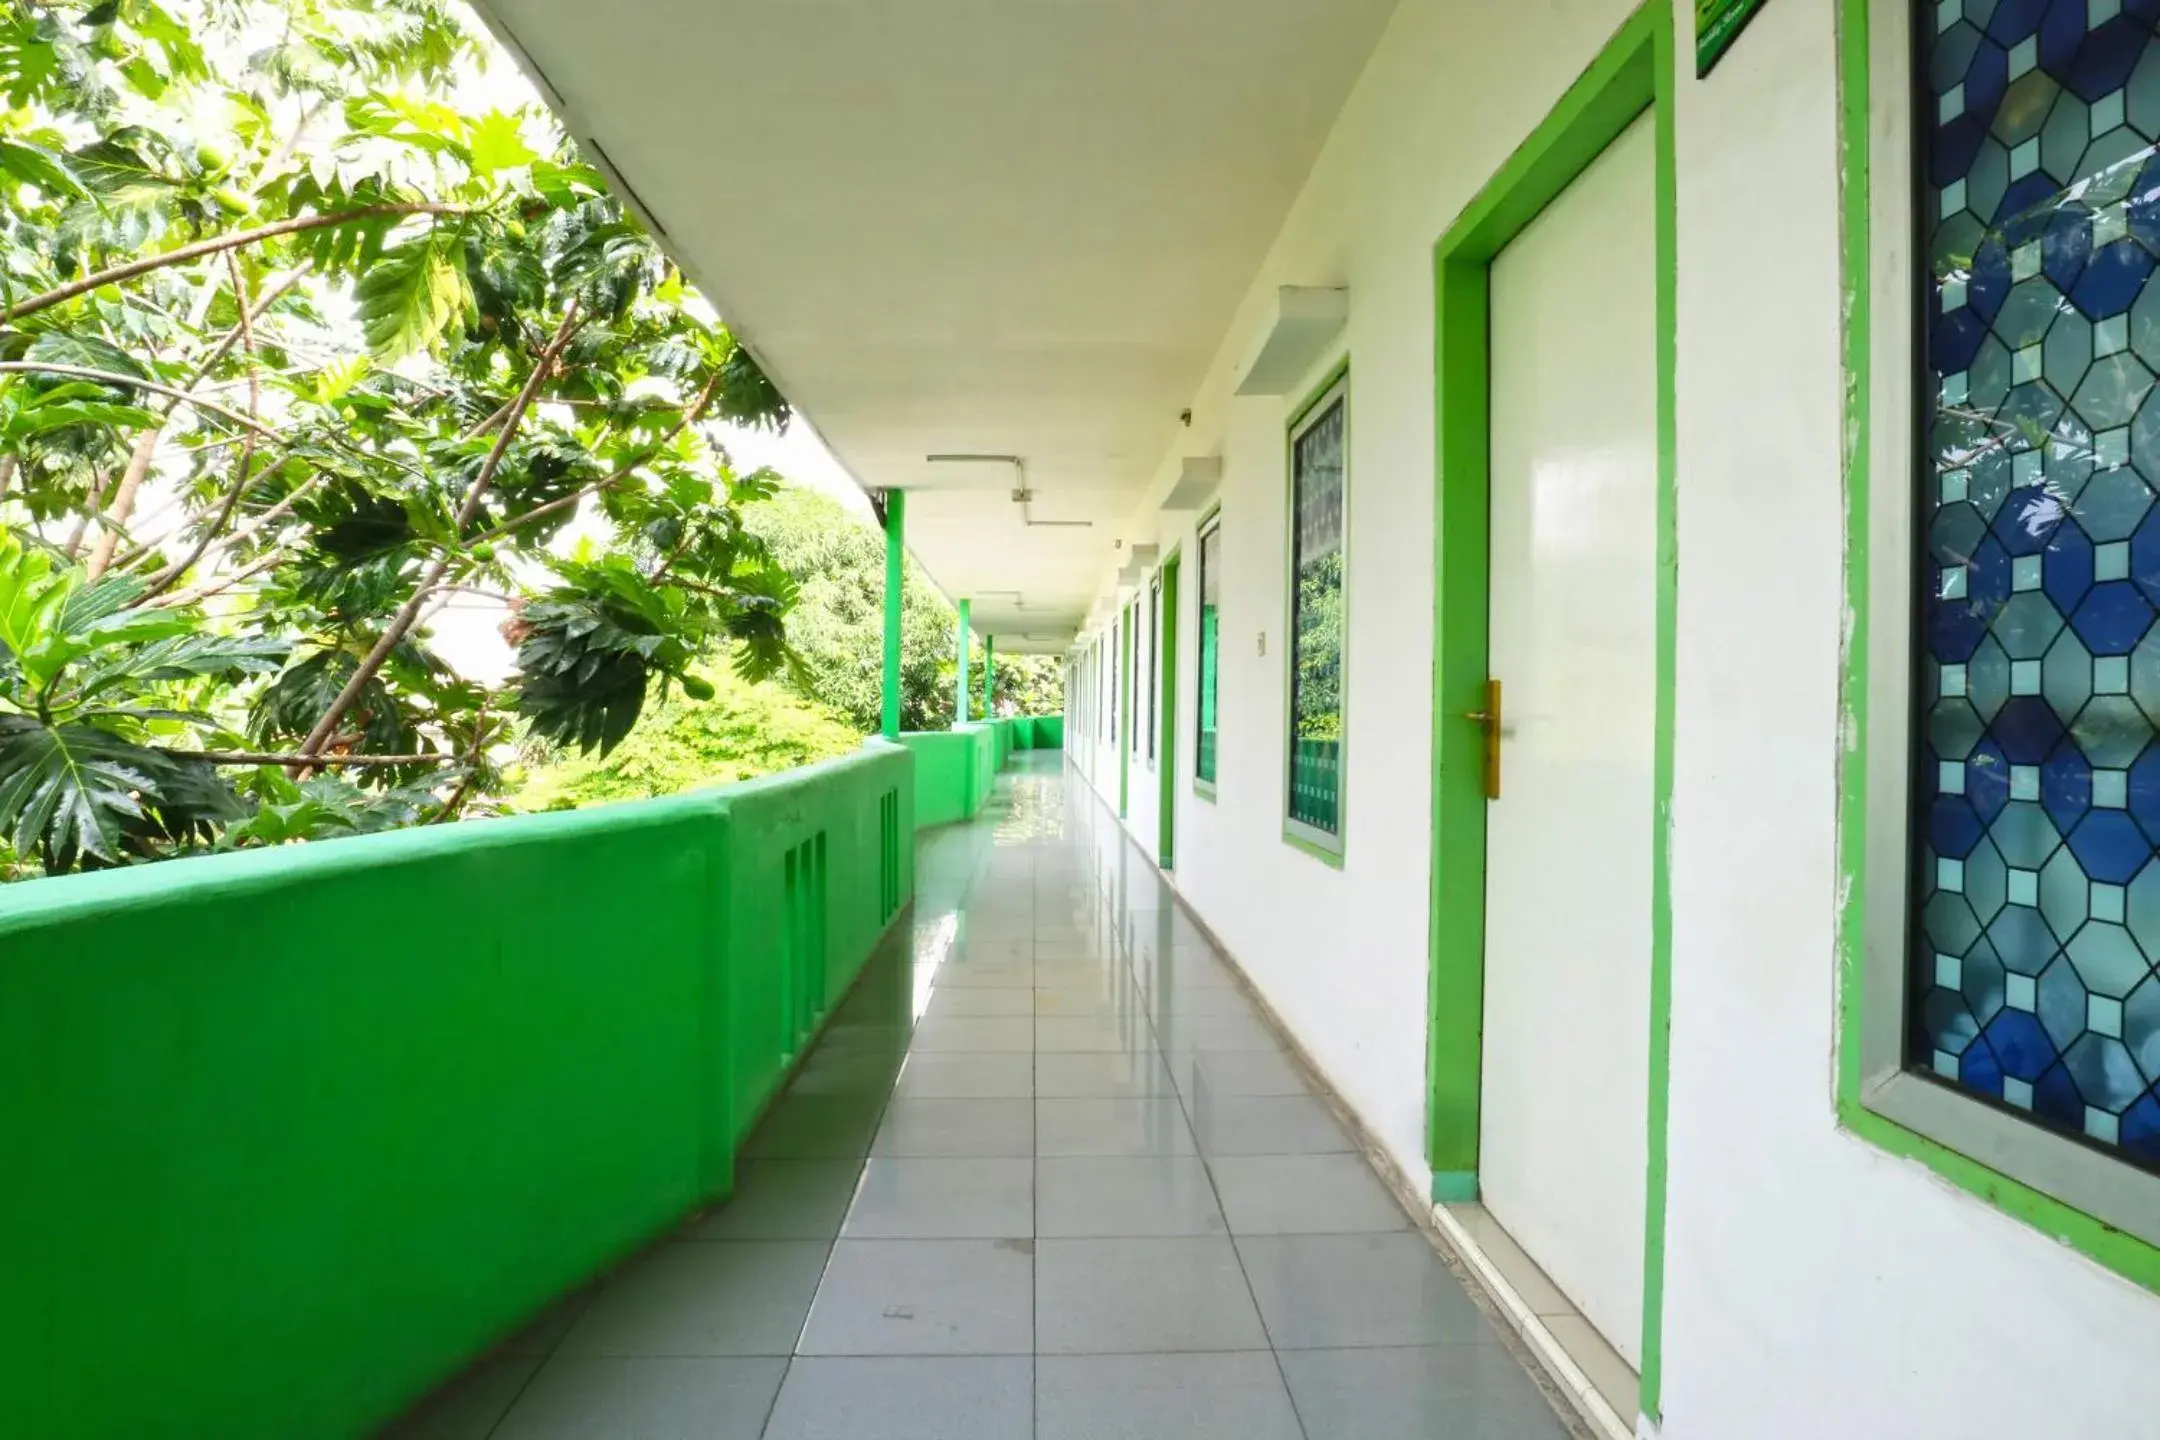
(0, 363, 281, 439)
(0, 204, 461, 324)
(295, 306, 586, 766)
(153, 543, 290, 609)
(170, 750, 465, 767)
(465, 369, 727, 549)
(136, 255, 269, 600)
(74, 432, 155, 567)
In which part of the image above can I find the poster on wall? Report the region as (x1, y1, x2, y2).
(1696, 0, 1769, 76)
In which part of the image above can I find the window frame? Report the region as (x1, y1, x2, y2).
(1195, 505, 1223, 801)
(1146, 571, 1161, 770)
(1107, 620, 1118, 743)
(1127, 600, 1141, 759)
(1849, 0, 2160, 1255)
(1282, 363, 1351, 863)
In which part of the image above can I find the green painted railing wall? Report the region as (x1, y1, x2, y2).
(0, 742, 913, 1440)
(899, 728, 984, 829)
(899, 715, 1058, 830)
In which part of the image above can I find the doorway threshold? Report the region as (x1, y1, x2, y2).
(1432, 1201, 1639, 1440)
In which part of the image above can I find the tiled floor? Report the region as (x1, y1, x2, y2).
(386, 754, 1578, 1439)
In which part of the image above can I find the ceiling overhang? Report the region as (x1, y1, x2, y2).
(471, 0, 1398, 648)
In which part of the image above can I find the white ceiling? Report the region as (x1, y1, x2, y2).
(473, 0, 1399, 652)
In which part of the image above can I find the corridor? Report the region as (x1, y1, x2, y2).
(387, 755, 1579, 1439)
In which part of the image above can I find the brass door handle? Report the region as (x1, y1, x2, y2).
(1463, 678, 1501, 800)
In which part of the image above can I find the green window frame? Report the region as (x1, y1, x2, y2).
(1127, 601, 1141, 758)
(1285, 366, 1349, 859)
(1091, 645, 1101, 741)
(1196, 508, 1222, 798)
(1106, 623, 1118, 743)
(1839, 0, 2160, 1282)
(1146, 572, 1161, 769)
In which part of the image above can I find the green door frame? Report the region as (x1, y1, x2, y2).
(1422, 0, 1675, 1420)
(1118, 602, 1132, 819)
(1157, 549, 1181, 868)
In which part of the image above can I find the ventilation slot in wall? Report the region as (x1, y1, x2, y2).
(783, 831, 829, 1057)
(879, 788, 902, 920)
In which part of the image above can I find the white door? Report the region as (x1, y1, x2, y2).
(1479, 111, 1656, 1365)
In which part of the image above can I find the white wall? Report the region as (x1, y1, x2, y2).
(1659, 1, 2160, 1435)
(1070, 0, 1645, 1198)
(1064, 3, 2160, 1433)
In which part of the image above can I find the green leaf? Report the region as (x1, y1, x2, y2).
(466, 110, 536, 177)
(0, 137, 84, 197)
(0, 714, 239, 871)
(23, 330, 152, 384)
(354, 231, 472, 360)
(9, 397, 160, 434)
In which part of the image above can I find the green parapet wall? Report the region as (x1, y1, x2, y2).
(898, 729, 979, 828)
(964, 722, 997, 812)
(0, 743, 912, 1440)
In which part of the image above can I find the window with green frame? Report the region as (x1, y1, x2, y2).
(1126, 602, 1139, 756)
(1287, 374, 1347, 846)
(1106, 624, 1117, 742)
(1196, 512, 1222, 791)
(1146, 572, 1160, 768)
(1843, 0, 2160, 1266)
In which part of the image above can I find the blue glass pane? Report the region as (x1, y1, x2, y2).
(1933, 794, 1989, 857)
(2071, 239, 2156, 317)
(2069, 808, 2155, 882)
(1961, 1037, 2007, 1096)
(2066, 18, 2146, 100)
(2069, 579, 2156, 651)
(1993, 696, 2067, 760)
(1984, 1008, 2059, 1080)
(2041, 741, 2092, 833)
(1920, 10, 2160, 1169)
(1986, 0, 2047, 45)
(2042, 518, 2097, 611)
(2035, 1060, 2087, 1128)
(2051, 197, 2099, 283)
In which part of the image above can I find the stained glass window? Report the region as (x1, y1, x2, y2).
(1198, 515, 1222, 788)
(1915, 0, 2160, 1169)
(1288, 380, 1347, 842)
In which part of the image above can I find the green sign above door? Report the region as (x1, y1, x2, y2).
(1696, 0, 1768, 76)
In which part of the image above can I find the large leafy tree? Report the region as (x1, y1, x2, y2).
(0, 0, 796, 876)
(742, 485, 1064, 730)
(744, 485, 958, 734)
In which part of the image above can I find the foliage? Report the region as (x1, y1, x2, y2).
(744, 485, 958, 733)
(0, 0, 799, 875)
(0, 528, 277, 868)
(743, 484, 1063, 732)
(989, 652, 1062, 719)
(1292, 551, 1342, 741)
(518, 659, 859, 808)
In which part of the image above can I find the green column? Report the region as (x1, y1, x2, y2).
(982, 634, 995, 719)
(880, 490, 905, 740)
(955, 598, 971, 725)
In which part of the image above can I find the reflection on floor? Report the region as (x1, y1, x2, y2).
(386, 754, 1580, 1439)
